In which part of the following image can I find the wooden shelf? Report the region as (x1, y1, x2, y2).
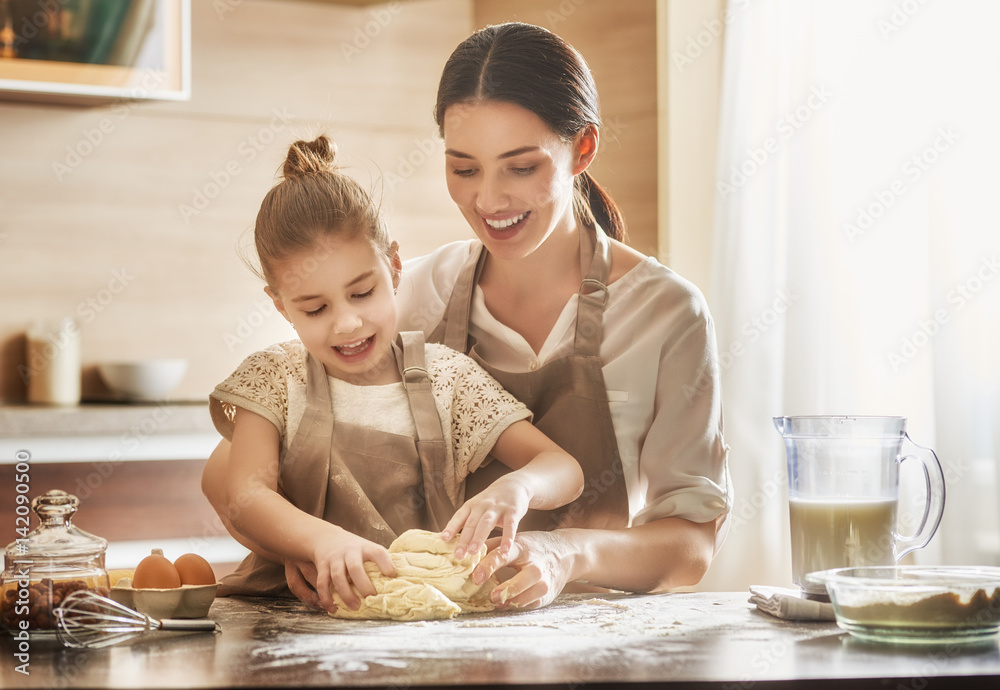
(0, 0, 190, 106)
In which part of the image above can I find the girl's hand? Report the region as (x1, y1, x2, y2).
(310, 531, 396, 613)
(440, 475, 530, 560)
(475, 531, 575, 610)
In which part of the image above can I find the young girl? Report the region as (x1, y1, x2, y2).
(206, 135, 584, 614)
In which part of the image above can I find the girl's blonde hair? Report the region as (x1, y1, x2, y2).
(252, 135, 390, 289)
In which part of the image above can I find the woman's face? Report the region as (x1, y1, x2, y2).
(267, 235, 401, 386)
(442, 101, 582, 261)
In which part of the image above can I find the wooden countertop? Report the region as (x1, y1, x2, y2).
(0, 402, 213, 437)
(3, 592, 999, 688)
(0, 402, 219, 463)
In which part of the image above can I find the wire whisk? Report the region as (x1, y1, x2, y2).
(54, 589, 219, 649)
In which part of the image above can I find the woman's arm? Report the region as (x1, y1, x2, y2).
(441, 420, 584, 559)
(473, 516, 721, 608)
(468, 267, 729, 608)
(202, 438, 288, 562)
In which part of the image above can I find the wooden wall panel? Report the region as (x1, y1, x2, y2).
(0, 0, 474, 403)
(157, 0, 461, 128)
(0, 0, 662, 405)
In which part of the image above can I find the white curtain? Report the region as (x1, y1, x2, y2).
(699, 0, 1000, 592)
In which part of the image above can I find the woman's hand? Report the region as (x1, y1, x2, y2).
(310, 531, 397, 613)
(284, 560, 321, 610)
(441, 475, 531, 559)
(473, 518, 720, 609)
(475, 530, 578, 610)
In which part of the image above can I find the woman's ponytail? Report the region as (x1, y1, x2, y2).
(575, 171, 627, 242)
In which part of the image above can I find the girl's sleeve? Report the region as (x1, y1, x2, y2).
(208, 345, 294, 441)
(428, 345, 532, 480)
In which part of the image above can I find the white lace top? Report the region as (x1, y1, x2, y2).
(209, 339, 532, 504)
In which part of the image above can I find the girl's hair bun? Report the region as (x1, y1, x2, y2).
(282, 135, 337, 179)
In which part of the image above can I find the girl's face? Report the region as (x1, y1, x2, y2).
(442, 100, 590, 261)
(267, 235, 402, 385)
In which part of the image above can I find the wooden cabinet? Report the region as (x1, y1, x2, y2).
(2, 457, 208, 541)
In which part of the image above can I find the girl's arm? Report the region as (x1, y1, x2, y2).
(225, 407, 396, 610)
(441, 420, 584, 559)
(202, 443, 335, 611)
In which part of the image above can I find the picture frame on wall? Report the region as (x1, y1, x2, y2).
(0, 0, 190, 106)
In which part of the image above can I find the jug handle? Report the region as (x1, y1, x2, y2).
(894, 433, 947, 561)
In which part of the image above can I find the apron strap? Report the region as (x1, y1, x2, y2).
(278, 352, 335, 519)
(397, 331, 444, 445)
(397, 331, 458, 529)
(574, 225, 611, 357)
(440, 248, 484, 354)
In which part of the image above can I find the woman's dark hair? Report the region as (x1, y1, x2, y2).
(434, 22, 627, 242)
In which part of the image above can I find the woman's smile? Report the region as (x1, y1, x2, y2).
(481, 211, 531, 241)
(483, 211, 530, 230)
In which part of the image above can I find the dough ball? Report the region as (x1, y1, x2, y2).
(331, 529, 500, 621)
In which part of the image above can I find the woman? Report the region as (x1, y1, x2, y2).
(204, 22, 731, 610)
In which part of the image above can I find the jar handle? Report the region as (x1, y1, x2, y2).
(894, 433, 946, 560)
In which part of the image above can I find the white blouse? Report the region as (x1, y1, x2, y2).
(396, 240, 733, 540)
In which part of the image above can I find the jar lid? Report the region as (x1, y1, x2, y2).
(5, 490, 108, 561)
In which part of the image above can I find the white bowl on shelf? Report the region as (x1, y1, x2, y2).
(97, 359, 188, 401)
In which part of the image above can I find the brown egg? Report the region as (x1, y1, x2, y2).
(132, 549, 181, 589)
(174, 553, 216, 586)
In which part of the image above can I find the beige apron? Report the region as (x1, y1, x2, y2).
(218, 331, 456, 598)
(429, 228, 629, 531)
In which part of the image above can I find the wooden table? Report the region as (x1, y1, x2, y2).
(2, 592, 999, 688)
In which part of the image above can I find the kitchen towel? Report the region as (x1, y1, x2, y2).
(748, 585, 836, 621)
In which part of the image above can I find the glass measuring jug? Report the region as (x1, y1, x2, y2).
(773, 416, 946, 597)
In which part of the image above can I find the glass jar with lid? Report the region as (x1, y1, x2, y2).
(1, 490, 110, 634)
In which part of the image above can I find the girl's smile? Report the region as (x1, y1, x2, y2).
(332, 334, 377, 362)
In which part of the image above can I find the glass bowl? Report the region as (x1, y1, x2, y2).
(807, 566, 1000, 644)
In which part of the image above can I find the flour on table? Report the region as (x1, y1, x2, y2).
(331, 529, 500, 621)
(582, 598, 631, 610)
